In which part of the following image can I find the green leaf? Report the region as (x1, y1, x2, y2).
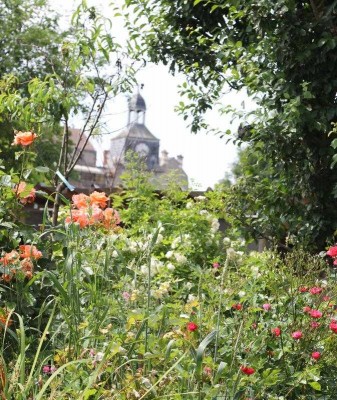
(195, 330, 217, 377)
(308, 381, 321, 391)
(35, 166, 49, 173)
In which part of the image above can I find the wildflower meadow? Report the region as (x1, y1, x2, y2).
(1, 130, 337, 400)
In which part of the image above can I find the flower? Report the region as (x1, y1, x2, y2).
(309, 309, 322, 319)
(329, 321, 337, 333)
(15, 182, 36, 205)
(263, 303, 271, 311)
(292, 331, 303, 340)
(310, 322, 320, 329)
(42, 365, 56, 375)
(271, 327, 281, 337)
(72, 193, 90, 209)
(299, 286, 309, 293)
(187, 322, 198, 332)
(309, 287, 323, 295)
(20, 259, 34, 279)
(311, 351, 321, 360)
(212, 262, 220, 269)
(90, 191, 109, 209)
(327, 245, 337, 257)
(232, 303, 242, 311)
(240, 365, 255, 375)
(12, 130, 37, 146)
(303, 306, 312, 313)
(19, 245, 42, 260)
(0, 250, 19, 266)
(102, 208, 121, 229)
(122, 291, 131, 301)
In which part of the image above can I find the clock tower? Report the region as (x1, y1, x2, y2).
(108, 91, 160, 174)
(104, 90, 188, 189)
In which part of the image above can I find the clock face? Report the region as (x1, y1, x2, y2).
(135, 142, 150, 156)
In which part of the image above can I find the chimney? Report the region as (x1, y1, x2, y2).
(177, 155, 183, 167)
(160, 150, 169, 165)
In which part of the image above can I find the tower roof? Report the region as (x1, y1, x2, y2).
(129, 92, 146, 112)
(113, 123, 159, 141)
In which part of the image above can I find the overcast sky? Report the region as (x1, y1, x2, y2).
(51, 0, 251, 190)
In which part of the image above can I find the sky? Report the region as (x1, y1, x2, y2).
(51, 0, 251, 190)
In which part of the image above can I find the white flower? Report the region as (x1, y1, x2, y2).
(223, 237, 231, 248)
(226, 247, 236, 260)
(187, 294, 196, 303)
(186, 201, 193, 209)
(186, 282, 193, 289)
(167, 262, 175, 271)
(156, 233, 164, 244)
(175, 253, 187, 264)
(171, 237, 181, 249)
(199, 210, 209, 216)
(238, 291, 246, 298)
(211, 218, 220, 233)
(112, 250, 118, 258)
(166, 250, 174, 259)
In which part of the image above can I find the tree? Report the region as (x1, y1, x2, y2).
(0, 0, 64, 173)
(124, 0, 337, 250)
(0, 2, 139, 224)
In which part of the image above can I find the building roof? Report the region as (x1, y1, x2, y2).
(113, 123, 159, 141)
(129, 92, 146, 112)
(70, 128, 96, 152)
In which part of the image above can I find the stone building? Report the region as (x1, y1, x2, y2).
(70, 91, 188, 190)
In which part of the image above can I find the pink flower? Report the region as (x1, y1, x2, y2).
(329, 321, 337, 333)
(42, 365, 56, 375)
(310, 321, 320, 329)
(240, 365, 255, 375)
(323, 296, 331, 302)
(311, 351, 321, 360)
(212, 262, 220, 269)
(187, 322, 198, 332)
(271, 327, 281, 337)
(327, 246, 337, 257)
(292, 331, 303, 340)
(299, 286, 309, 293)
(262, 303, 271, 311)
(203, 366, 212, 376)
(309, 309, 322, 319)
(309, 287, 323, 295)
(122, 291, 131, 301)
(303, 306, 312, 313)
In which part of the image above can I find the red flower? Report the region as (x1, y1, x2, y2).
(299, 286, 309, 293)
(232, 303, 242, 311)
(309, 309, 322, 319)
(271, 327, 281, 337)
(329, 321, 337, 333)
(240, 365, 255, 375)
(187, 322, 198, 332)
(310, 321, 320, 329)
(311, 351, 321, 360)
(309, 287, 323, 295)
(327, 246, 337, 257)
(292, 331, 303, 340)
